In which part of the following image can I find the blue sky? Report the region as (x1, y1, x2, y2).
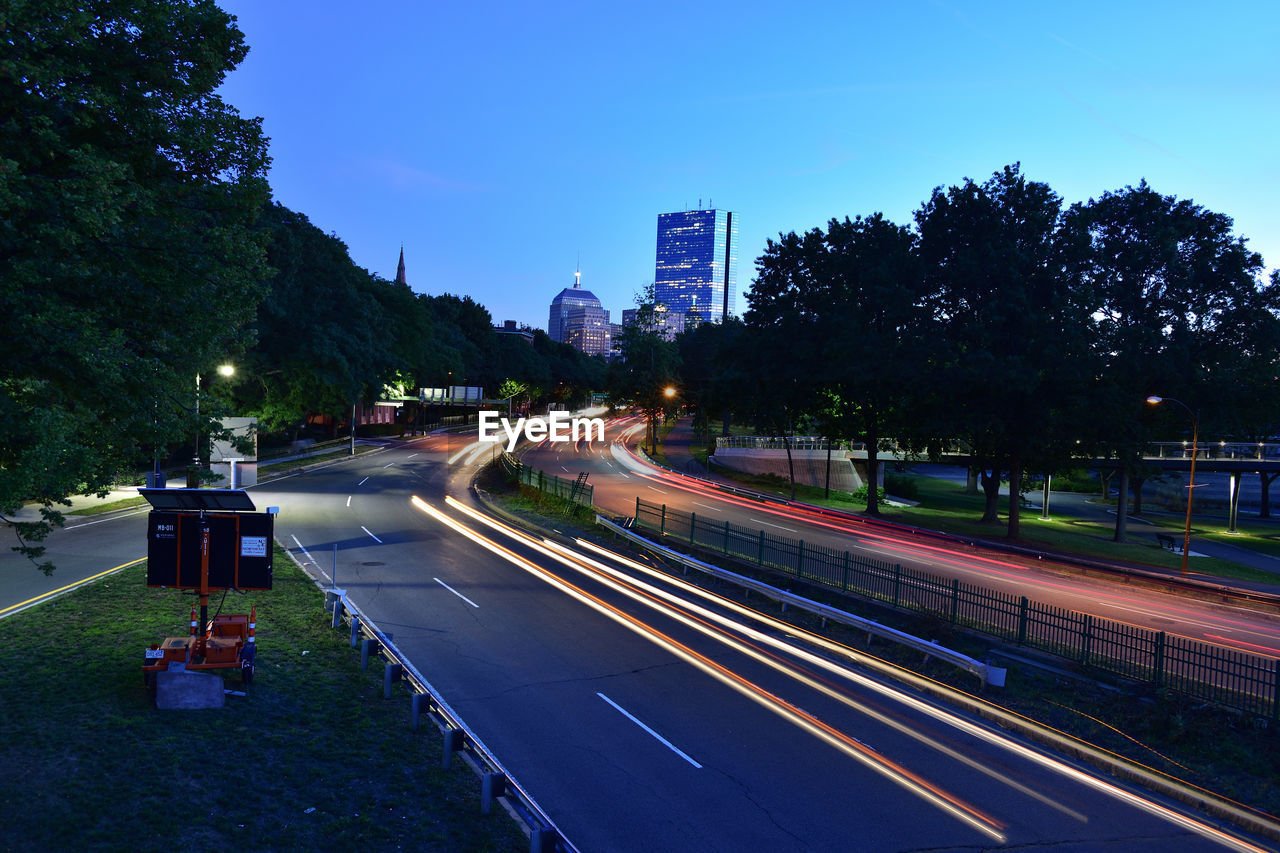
(216, 1, 1280, 331)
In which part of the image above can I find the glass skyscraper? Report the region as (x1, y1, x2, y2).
(654, 208, 738, 322)
(548, 270, 611, 357)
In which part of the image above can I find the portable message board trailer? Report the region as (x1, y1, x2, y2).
(138, 488, 274, 690)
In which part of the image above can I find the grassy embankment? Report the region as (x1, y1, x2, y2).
(0, 548, 525, 853)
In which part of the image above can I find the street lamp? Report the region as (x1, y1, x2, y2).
(1146, 395, 1198, 576)
(193, 364, 236, 469)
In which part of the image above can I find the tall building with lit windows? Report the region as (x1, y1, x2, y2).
(654, 207, 738, 322)
(548, 269, 611, 357)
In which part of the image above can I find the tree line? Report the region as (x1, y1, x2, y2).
(0, 1, 604, 572)
(672, 165, 1280, 541)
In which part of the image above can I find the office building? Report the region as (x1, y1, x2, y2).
(621, 303, 688, 342)
(548, 270, 611, 357)
(654, 207, 738, 322)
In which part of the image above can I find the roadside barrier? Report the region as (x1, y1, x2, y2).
(634, 498, 1280, 720)
(319, 586, 579, 853)
(598, 516, 1005, 689)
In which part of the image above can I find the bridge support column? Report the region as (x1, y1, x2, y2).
(1228, 473, 1242, 533)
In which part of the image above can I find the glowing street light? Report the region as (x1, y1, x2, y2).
(1146, 396, 1198, 576)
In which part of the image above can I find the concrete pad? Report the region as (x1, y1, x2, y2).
(155, 666, 226, 710)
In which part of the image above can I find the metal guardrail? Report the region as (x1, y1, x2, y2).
(321, 587, 579, 853)
(597, 516, 1004, 688)
(633, 499, 1280, 720)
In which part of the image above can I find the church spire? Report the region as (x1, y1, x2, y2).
(395, 245, 407, 285)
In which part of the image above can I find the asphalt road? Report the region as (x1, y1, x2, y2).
(3, 428, 1275, 851)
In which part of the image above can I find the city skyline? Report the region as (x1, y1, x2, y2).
(215, 1, 1280, 329)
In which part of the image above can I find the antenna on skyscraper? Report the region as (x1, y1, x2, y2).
(574, 254, 581, 289)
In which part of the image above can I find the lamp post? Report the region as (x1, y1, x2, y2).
(1146, 396, 1198, 576)
(193, 364, 235, 478)
(650, 385, 676, 456)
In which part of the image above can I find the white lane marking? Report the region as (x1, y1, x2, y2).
(361, 526, 383, 543)
(346, 496, 352, 507)
(597, 693, 701, 768)
(692, 502, 723, 512)
(561, 466, 569, 472)
(434, 577, 479, 608)
(647, 485, 665, 493)
(383, 462, 395, 468)
(358, 476, 370, 486)
(290, 535, 328, 581)
(757, 519, 797, 532)
(407, 453, 419, 459)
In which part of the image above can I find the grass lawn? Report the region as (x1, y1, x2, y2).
(0, 549, 525, 853)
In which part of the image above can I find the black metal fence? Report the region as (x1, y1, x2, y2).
(634, 498, 1280, 720)
(500, 454, 594, 507)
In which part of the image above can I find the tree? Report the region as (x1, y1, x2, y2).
(1060, 181, 1267, 538)
(811, 214, 927, 514)
(744, 234, 827, 498)
(916, 165, 1090, 537)
(0, 1, 270, 571)
(609, 287, 681, 456)
(678, 316, 752, 444)
(242, 205, 390, 437)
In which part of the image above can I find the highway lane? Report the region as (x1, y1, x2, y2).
(0, 505, 151, 618)
(257, 435, 1270, 851)
(519, 418, 1280, 660)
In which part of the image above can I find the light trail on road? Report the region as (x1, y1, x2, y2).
(415, 493, 1272, 851)
(583, 437, 1280, 657)
(413, 495, 1009, 842)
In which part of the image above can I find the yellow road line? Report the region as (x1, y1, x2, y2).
(0, 557, 145, 617)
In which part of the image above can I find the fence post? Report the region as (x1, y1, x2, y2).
(842, 551, 850, 592)
(1153, 631, 1166, 688)
(1081, 614, 1092, 666)
(796, 540, 804, 579)
(690, 512, 697, 546)
(660, 504, 667, 536)
(538, 470, 544, 490)
(757, 530, 766, 566)
(1272, 658, 1279, 723)
(1017, 597, 1029, 646)
(950, 578, 960, 624)
(893, 564, 902, 609)
(724, 521, 731, 555)
(635, 496, 640, 523)
(361, 637, 379, 671)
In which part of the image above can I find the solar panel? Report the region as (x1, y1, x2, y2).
(137, 488, 257, 511)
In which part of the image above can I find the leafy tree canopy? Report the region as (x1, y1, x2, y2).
(0, 0, 270, 571)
